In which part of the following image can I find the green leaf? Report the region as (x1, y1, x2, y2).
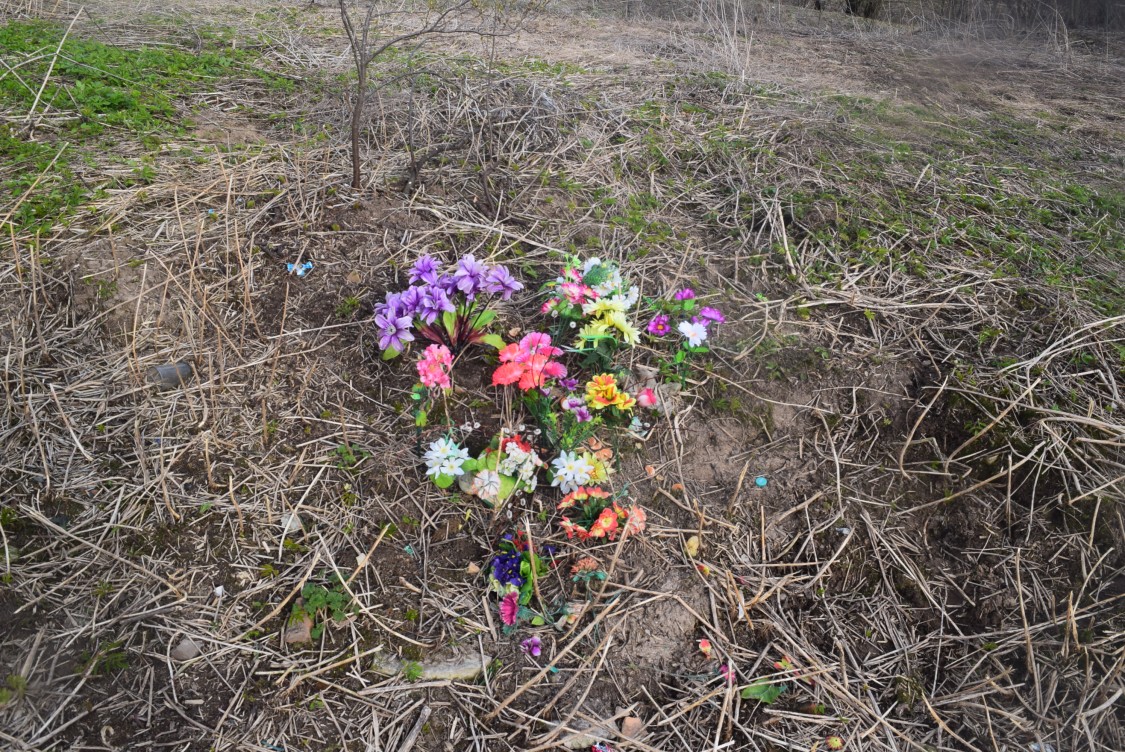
(442, 310, 457, 334)
(530, 615, 545, 626)
(474, 309, 497, 327)
(480, 333, 506, 349)
(496, 474, 518, 501)
(414, 409, 427, 428)
(381, 346, 400, 361)
(741, 680, 787, 704)
(673, 350, 686, 363)
(433, 473, 455, 489)
(462, 458, 479, 472)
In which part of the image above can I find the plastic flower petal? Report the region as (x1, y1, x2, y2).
(637, 387, 658, 408)
(678, 320, 708, 347)
(520, 636, 542, 657)
(698, 639, 713, 659)
(499, 591, 519, 626)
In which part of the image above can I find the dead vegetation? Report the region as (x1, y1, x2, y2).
(1, 1, 1123, 751)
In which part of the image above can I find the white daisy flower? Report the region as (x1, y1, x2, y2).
(678, 320, 708, 348)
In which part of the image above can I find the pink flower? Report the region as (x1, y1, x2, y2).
(491, 333, 567, 390)
(637, 387, 657, 408)
(499, 591, 520, 626)
(719, 664, 735, 683)
(416, 344, 453, 389)
(520, 636, 542, 657)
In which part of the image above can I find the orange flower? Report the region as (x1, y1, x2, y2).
(559, 517, 588, 541)
(557, 486, 611, 511)
(622, 505, 646, 536)
(698, 639, 713, 659)
(588, 507, 620, 539)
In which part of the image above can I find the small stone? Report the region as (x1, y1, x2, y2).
(280, 512, 304, 536)
(620, 716, 645, 738)
(555, 719, 615, 749)
(284, 612, 314, 645)
(372, 651, 491, 681)
(346, 270, 362, 284)
(171, 637, 201, 661)
(465, 562, 481, 575)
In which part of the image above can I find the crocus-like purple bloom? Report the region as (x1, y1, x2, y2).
(674, 288, 696, 301)
(699, 306, 726, 324)
(453, 254, 488, 299)
(647, 314, 672, 337)
(374, 311, 414, 352)
(520, 636, 542, 657)
(559, 377, 579, 392)
(484, 265, 522, 300)
(416, 284, 454, 324)
(409, 255, 440, 285)
(399, 286, 422, 317)
(435, 273, 458, 298)
(572, 407, 593, 423)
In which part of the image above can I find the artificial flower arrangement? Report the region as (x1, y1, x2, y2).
(488, 530, 555, 629)
(374, 253, 521, 359)
(541, 257, 641, 367)
(457, 433, 545, 507)
(556, 486, 646, 542)
(645, 287, 726, 384)
(549, 449, 612, 494)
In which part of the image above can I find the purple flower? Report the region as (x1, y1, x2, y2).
(562, 396, 585, 411)
(699, 306, 725, 324)
(674, 288, 696, 301)
(453, 254, 488, 299)
(647, 314, 672, 337)
(520, 636, 542, 657)
(435, 273, 458, 298)
(409, 255, 440, 285)
(399, 286, 422, 317)
(484, 265, 522, 300)
(559, 377, 579, 392)
(374, 310, 414, 352)
(416, 284, 455, 324)
(572, 407, 592, 423)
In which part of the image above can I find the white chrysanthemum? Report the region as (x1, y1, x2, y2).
(582, 257, 603, 274)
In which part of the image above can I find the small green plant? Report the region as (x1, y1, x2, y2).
(333, 443, 370, 471)
(335, 296, 361, 319)
(82, 641, 129, 676)
(292, 574, 357, 639)
(93, 580, 113, 598)
(0, 674, 28, 706)
(402, 661, 424, 681)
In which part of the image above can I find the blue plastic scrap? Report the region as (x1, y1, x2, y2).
(754, 476, 768, 488)
(287, 261, 314, 277)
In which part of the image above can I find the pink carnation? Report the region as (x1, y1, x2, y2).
(416, 344, 453, 389)
(637, 387, 657, 408)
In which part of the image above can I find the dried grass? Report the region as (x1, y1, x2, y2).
(1, 1, 1123, 751)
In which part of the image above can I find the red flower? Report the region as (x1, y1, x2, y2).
(499, 591, 520, 626)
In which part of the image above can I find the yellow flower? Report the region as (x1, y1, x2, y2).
(585, 373, 620, 409)
(582, 297, 627, 317)
(602, 311, 639, 345)
(614, 391, 636, 411)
